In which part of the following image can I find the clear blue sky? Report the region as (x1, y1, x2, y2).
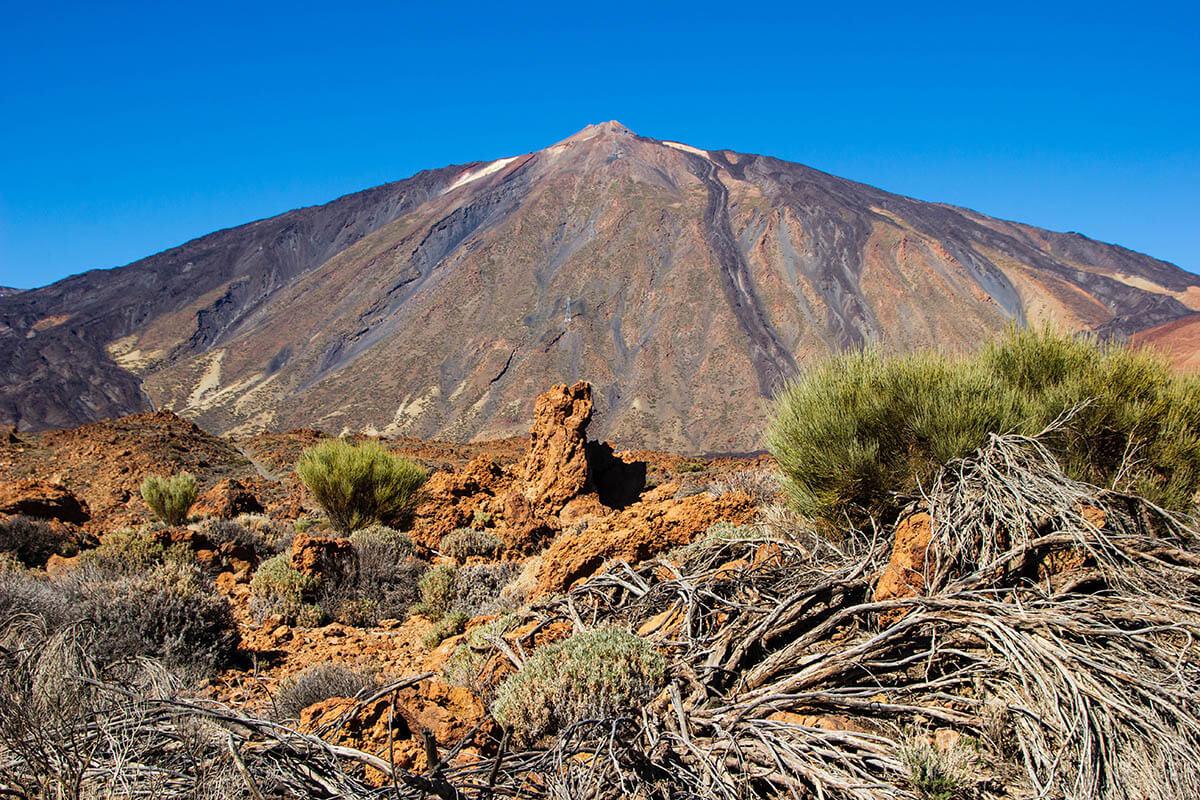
(1, 0, 1197, 289)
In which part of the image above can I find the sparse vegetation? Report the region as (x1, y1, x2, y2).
(140, 471, 200, 526)
(767, 326, 1200, 526)
(78, 526, 194, 573)
(250, 525, 428, 626)
(440, 526, 503, 560)
(452, 561, 520, 616)
(249, 552, 318, 623)
(273, 663, 374, 722)
(442, 612, 520, 696)
(296, 439, 428, 533)
(899, 733, 974, 800)
(82, 561, 240, 674)
(491, 626, 666, 745)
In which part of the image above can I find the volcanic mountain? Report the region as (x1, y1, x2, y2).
(4, 121, 1198, 451)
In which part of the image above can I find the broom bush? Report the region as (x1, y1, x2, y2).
(767, 325, 1200, 526)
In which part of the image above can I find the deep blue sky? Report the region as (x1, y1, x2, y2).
(2, 1, 1197, 289)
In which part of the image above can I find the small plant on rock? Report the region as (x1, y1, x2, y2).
(491, 627, 666, 745)
(296, 439, 427, 534)
(141, 472, 200, 526)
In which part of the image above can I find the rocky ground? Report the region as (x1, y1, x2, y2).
(5, 381, 1197, 799)
(0, 381, 775, 779)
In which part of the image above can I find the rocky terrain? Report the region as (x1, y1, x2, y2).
(2, 378, 1198, 799)
(4, 122, 1198, 451)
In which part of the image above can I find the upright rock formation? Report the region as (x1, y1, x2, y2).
(518, 381, 595, 515)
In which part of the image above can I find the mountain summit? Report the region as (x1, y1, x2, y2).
(3, 124, 1198, 451)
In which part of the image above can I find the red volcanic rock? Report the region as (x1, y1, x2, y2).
(0, 479, 90, 524)
(519, 381, 594, 514)
(874, 512, 932, 619)
(291, 531, 354, 580)
(194, 478, 264, 519)
(533, 487, 758, 596)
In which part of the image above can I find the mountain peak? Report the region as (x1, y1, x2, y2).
(557, 120, 635, 145)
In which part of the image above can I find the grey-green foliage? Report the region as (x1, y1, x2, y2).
(296, 439, 428, 534)
(249, 525, 427, 627)
(491, 627, 666, 745)
(767, 326, 1200, 526)
(442, 612, 520, 695)
(1, 560, 238, 676)
(140, 472, 200, 526)
(422, 610, 469, 649)
(439, 527, 503, 561)
(414, 564, 457, 621)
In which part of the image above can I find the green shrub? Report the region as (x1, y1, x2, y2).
(898, 732, 975, 800)
(472, 509, 493, 528)
(422, 610, 469, 649)
(296, 439, 428, 534)
(249, 552, 319, 624)
(491, 627, 666, 745)
(414, 564, 457, 620)
(440, 527, 503, 560)
(767, 326, 1200, 526)
(140, 472, 200, 526)
(273, 663, 374, 722)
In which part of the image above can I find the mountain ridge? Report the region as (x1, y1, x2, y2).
(3, 122, 1197, 451)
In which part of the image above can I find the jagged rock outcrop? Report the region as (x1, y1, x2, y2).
(533, 483, 758, 596)
(517, 381, 594, 513)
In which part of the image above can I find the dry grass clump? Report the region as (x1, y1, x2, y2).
(273, 663, 375, 722)
(296, 439, 427, 533)
(706, 468, 782, 504)
(141, 471, 200, 526)
(0, 515, 82, 567)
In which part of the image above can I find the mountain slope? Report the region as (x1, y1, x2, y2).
(3, 122, 1197, 451)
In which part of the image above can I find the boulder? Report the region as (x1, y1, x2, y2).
(0, 479, 90, 524)
(193, 478, 264, 519)
(412, 457, 508, 548)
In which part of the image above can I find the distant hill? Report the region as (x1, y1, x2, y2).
(3, 121, 1197, 451)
